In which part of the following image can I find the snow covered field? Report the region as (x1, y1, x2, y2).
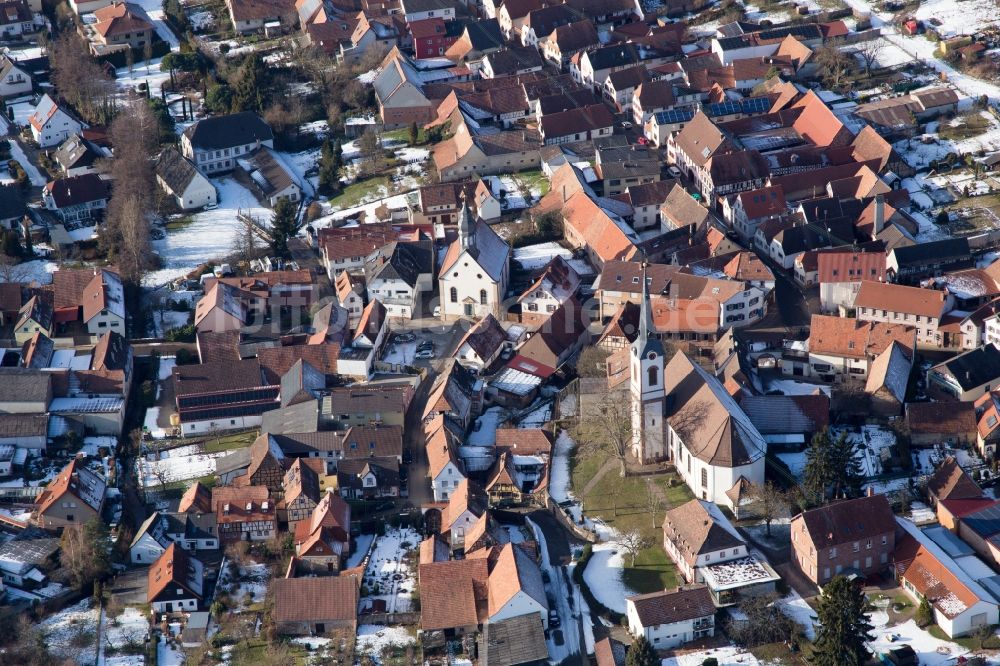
(101, 606, 149, 664)
(40, 599, 100, 665)
(362, 528, 419, 613)
(146, 177, 272, 286)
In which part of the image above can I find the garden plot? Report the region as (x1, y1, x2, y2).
(146, 177, 272, 286)
(914, 445, 984, 476)
(913, 0, 1000, 38)
(136, 444, 228, 488)
(361, 527, 419, 614)
(217, 561, 270, 611)
(582, 542, 636, 613)
(40, 598, 100, 665)
(102, 606, 149, 660)
(356, 625, 416, 665)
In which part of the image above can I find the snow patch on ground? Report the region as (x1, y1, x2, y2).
(662, 645, 760, 666)
(147, 177, 273, 286)
(778, 589, 816, 640)
(356, 625, 416, 663)
(362, 528, 419, 613)
(41, 598, 100, 665)
(582, 542, 636, 614)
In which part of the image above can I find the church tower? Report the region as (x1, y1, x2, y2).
(458, 200, 476, 251)
(630, 264, 666, 462)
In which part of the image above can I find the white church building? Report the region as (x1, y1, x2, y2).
(629, 267, 766, 509)
(438, 202, 511, 321)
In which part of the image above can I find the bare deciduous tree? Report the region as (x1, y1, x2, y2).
(618, 530, 649, 567)
(856, 39, 885, 76)
(749, 481, 789, 537)
(575, 397, 632, 477)
(644, 480, 663, 529)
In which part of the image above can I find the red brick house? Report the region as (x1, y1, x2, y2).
(790, 493, 895, 585)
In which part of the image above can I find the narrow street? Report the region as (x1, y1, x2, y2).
(528, 512, 588, 666)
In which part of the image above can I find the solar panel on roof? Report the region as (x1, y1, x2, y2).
(654, 109, 694, 124)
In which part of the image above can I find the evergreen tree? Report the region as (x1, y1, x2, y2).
(269, 198, 299, 258)
(915, 595, 933, 627)
(317, 137, 340, 196)
(829, 431, 863, 499)
(408, 121, 419, 146)
(803, 429, 834, 504)
(1, 229, 21, 258)
(810, 576, 873, 666)
(231, 54, 270, 114)
(625, 636, 657, 666)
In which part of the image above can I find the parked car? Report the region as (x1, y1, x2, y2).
(668, 165, 682, 179)
(548, 609, 560, 628)
(415, 349, 435, 359)
(417, 341, 434, 352)
(433, 305, 442, 317)
(620, 121, 632, 129)
(394, 332, 416, 343)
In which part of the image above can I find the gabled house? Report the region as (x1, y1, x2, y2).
(539, 103, 614, 145)
(148, 543, 205, 614)
(802, 314, 915, 384)
(817, 250, 886, 314)
(455, 312, 507, 370)
(426, 415, 466, 501)
(790, 493, 895, 585)
(926, 456, 982, 508)
(274, 576, 359, 635)
(364, 240, 435, 319)
(156, 146, 218, 211)
(14, 294, 52, 345)
(864, 340, 912, 417)
(225, 0, 297, 34)
(33, 457, 106, 528)
(211, 485, 277, 543)
(293, 489, 351, 573)
(180, 112, 274, 175)
(515, 299, 589, 370)
(423, 360, 482, 431)
(661, 498, 778, 605)
(895, 517, 999, 638)
(854, 280, 953, 348)
(29, 94, 85, 148)
(928, 345, 1000, 402)
(906, 401, 976, 448)
(42, 173, 110, 223)
(517, 255, 580, 326)
(626, 586, 715, 649)
(52, 133, 106, 177)
(0, 55, 31, 98)
(337, 457, 400, 499)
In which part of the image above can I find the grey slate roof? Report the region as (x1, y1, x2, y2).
(366, 240, 434, 289)
(53, 134, 100, 173)
(156, 146, 204, 194)
(182, 112, 273, 151)
(934, 344, 1000, 391)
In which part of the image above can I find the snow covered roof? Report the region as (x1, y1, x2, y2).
(490, 367, 542, 396)
(49, 397, 125, 413)
(699, 552, 781, 592)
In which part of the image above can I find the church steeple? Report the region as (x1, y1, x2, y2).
(458, 199, 475, 251)
(634, 263, 664, 358)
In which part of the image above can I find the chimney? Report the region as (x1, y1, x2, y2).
(874, 194, 885, 235)
(866, 486, 875, 497)
(562, 185, 567, 202)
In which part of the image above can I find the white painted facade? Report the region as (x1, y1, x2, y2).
(130, 533, 167, 564)
(625, 600, 714, 649)
(489, 591, 548, 628)
(431, 460, 465, 501)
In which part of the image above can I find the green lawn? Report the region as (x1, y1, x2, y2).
(569, 449, 694, 594)
(516, 169, 550, 197)
(201, 430, 259, 453)
(327, 175, 391, 210)
(938, 111, 992, 141)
